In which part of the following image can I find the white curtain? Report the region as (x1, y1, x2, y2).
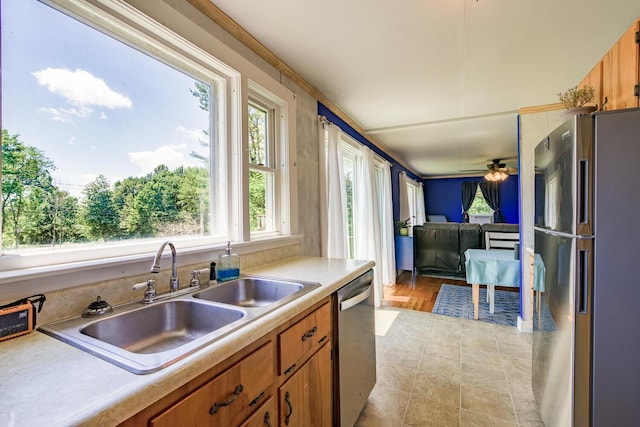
(399, 171, 410, 222)
(355, 146, 383, 306)
(319, 122, 348, 258)
(379, 162, 397, 288)
(416, 182, 426, 226)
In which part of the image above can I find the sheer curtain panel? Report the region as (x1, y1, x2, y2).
(355, 146, 383, 306)
(416, 182, 426, 226)
(319, 122, 348, 258)
(379, 162, 396, 288)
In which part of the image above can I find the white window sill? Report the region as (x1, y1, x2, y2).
(0, 235, 303, 300)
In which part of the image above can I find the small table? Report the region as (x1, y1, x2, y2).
(464, 249, 545, 320)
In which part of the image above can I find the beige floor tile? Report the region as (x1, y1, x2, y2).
(460, 348, 504, 371)
(512, 397, 545, 425)
(461, 334, 500, 354)
(461, 363, 509, 391)
(377, 363, 420, 393)
(412, 373, 461, 407)
(461, 383, 517, 422)
(460, 409, 519, 427)
(403, 395, 460, 427)
(367, 307, 541, 426)
(363, 382, 411, 422)
(355, 410, 404, 427)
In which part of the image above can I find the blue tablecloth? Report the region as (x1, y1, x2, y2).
(464, 249, 545, 292)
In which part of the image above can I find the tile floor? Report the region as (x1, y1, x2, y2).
(355, 307, 544, 427)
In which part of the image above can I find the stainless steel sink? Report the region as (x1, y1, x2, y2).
(39, 276, 320, 374)
(194, 277, 307, 307)
(80, 300, 244, 354)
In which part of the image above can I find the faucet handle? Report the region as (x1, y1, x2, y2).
(133, 279, 157, 304)
(190, 270, 201, 287)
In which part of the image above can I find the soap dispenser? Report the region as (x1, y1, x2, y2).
(217, 241, 240, 282)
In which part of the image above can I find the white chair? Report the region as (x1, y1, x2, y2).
(484, 231, 520, 313)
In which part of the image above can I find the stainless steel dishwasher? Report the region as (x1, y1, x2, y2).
(336, 269, 376, 427)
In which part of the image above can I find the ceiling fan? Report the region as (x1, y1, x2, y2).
(483, 159, 517, 181)
(461, 158, 517, 181)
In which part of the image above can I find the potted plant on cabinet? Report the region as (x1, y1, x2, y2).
(395, 217, 412, 236)
(558, 85, 596, 117)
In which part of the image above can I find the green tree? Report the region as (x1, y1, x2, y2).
(189, 81, 211, 164)
(177, 166, 209, 233)
(1, 129, 56, 247)
(82, 175, 119, 239)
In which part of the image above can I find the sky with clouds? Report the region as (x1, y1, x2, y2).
(2, 0, 210, 197)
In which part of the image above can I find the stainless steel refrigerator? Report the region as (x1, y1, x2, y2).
(533, 108, 640, 427)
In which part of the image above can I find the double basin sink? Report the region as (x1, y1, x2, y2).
(40, 277, 320, 374)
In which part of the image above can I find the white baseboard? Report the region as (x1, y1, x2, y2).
(517, 316, 533, 333)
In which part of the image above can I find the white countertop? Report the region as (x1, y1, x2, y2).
(0, 256, 373, 426)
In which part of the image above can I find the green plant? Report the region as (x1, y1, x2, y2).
(395, 217, 411, 229)
(557, 85, 595, 109)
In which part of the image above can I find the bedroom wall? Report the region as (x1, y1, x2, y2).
(423, 175, 520, 224)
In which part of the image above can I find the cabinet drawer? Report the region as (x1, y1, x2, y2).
(238, 396, 276, 427)
(150, 342, 274, 427)
(278, 302, 331, 375)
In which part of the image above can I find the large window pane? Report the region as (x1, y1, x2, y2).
(1, 0, 216, 253)
(248, 100, 276, 233)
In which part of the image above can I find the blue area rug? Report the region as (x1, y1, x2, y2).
(433, 284, 557, 330)
(433, 284, 519, 326)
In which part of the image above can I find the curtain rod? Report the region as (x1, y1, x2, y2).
(318, 115, 332, 127)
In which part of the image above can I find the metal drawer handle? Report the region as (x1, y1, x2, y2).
(284, 391, 293, 425)
(301, 326, 317, 341)
(209, 384, 243, 414)
(250, 391, 265, 406)
(264, 411, 272, 427)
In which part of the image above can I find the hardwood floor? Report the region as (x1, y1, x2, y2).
(382, 271, 469, 312)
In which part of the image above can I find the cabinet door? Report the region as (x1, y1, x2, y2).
(239, 397, 276, 427)
(578, 61, 603, 108)
(278, 343, 332, 427)
(150, 342, 274, 427)
(602, 19, 640, 110)
(278, 302, 331, 375)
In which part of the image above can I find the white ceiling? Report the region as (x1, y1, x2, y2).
(210, 0, 640, 177)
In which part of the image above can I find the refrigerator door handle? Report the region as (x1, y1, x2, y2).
(577, 247, 592, 315)
(578, 160, 589, 225)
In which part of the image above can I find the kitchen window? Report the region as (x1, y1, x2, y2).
(0, 0, 295, 275)
(248, 94, 278, 235)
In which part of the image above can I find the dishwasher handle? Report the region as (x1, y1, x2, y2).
(340, 284, 372, 311)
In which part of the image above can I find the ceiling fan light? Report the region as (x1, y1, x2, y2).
(484, 170, 508, 182)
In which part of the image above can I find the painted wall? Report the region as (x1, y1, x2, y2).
(423, 175, 520, 224)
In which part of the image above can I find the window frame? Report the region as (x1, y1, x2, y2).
(404, 177, 421, 229)
(247, 90, 279, 237)
(0, 0, 298, 292)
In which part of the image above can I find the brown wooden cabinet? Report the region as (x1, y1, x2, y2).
(581, 19, 639, 111)
(578, 61, 603, 108)
(278, 302, 331, 375)
(149, 342, 274, 427)
(278, 343, 332, 427)
(602, 19, 640, 110)
(239, 397, 276, 427)
(120, 296, 334, 427)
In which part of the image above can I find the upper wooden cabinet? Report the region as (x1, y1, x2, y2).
(580, 19, 639, 111)
(579, 61, 603, 108)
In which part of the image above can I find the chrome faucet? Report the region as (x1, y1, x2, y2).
(151, 241, 179, 292)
